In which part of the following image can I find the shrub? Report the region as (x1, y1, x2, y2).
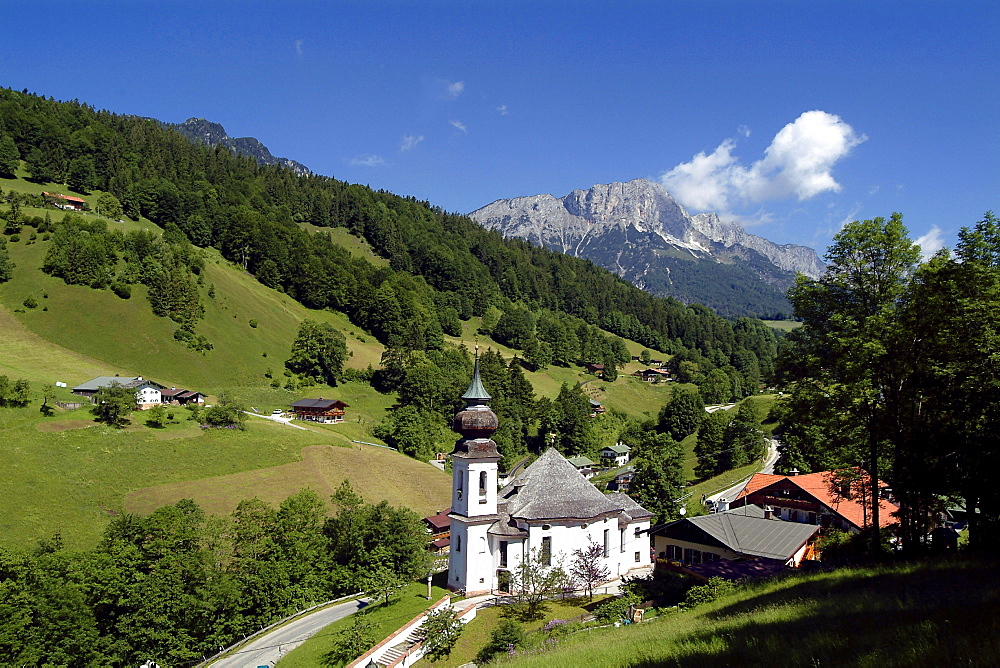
(22, 295, 37, 309)
(682, 576, 737, 608)
(9, 234, 19, 242)
(111, 282, 131, 299)
(594, 593, 640, 623)
(249, 319, 258, 328)
(476, 618, 526, 665)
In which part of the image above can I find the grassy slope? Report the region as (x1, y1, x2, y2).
(506, 556, 1000, 667)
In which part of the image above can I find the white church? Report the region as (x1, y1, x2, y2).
(448, 359, 653, 596)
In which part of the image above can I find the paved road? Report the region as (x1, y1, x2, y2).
(209, 598, 369, 668)
(706, 438, 781, 506)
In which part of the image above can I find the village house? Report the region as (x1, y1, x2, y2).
(159, 387, 207, 406)
(585, 363, 605, 377)
(423, 510, 452, 555)
(72, 376, 165, 409)
(633, 368, 671, 382)
(42, 192, 86, 211)
(289, 398, 349, 423)
(730, 471, 899, 532)
(567, 456, 597, 479)
(589, 398, 606, 417)
(448, 359, 653, 596)
(600, 442, 631, 467)
(606, 466, 635, 492)
(649, 504, 821, 571)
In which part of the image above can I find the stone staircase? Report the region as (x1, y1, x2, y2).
(377, 627, 426, 666)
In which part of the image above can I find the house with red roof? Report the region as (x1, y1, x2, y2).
(43, 192, 86, 211)
(730, 470, 899, 532)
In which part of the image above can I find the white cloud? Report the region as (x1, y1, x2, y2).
(915, 225, 945, 260)
(737, 124, 751, 138)
(449, 119, 468, 133)
(349, 154, 386, 167)
(661, 110, 866, 213)
(445, 80, 465, 99)
(496, 104, 509, 116)
(399, 135, 424, 152)
(294, 39, 304, 56)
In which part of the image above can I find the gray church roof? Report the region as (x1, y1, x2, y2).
(73, 376, 164, 391)
(652, 508, 819, 561)
(499, 448, 649, 522)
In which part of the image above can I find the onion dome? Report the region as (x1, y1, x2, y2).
(451, 354, 501, 459)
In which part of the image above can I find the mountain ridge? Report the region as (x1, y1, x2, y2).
(169, 117, 311, 175)
(470, 179, 824, 318)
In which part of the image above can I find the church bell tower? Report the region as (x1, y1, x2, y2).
(447, 352, 501, 594)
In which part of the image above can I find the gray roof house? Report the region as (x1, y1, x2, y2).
(650, 504, 820, 568)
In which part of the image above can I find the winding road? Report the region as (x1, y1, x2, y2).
(208, 598, 369, 668)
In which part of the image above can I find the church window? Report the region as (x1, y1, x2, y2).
(620, 528, 626, 552)
(457, 470, 464, 500)
(479, 470, 488, 503)
(603, 529, 609, 558)
(456, 535, 461, 552)
(542, 524, 551, 530)
(635, 551, 641, 563)
(500, 541, 508, 568)
(480, 536, 487, 553)
(541, 536, 552, 565)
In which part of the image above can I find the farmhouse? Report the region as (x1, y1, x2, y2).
(290, 398, 349, 423)
(600, 442, 631, 467)
(567, 456, 597, 479)
(633, 368, 671, 382)
(649, 504, 821, 569)
(730, 471, 899, 532)
(589, 398, 606, 416)
(585, 363, 605, 376)
(159, 388, 207, 406)
(423, 510, 452, 555)
(448, 360, 653, 596)
(42, 192, 86, 210)
(72, 376, 165, 409)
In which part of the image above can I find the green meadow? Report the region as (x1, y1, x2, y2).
(503, 556, 1000, 667)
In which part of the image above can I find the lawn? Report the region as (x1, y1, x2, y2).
(437, 594, 612, 667)
(0, 397, 450, 550)
(503, 556, 1000, 667)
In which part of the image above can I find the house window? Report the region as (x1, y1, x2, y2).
(789, 510, 799, 522)
(703, 552, 719, 562)
(540, 536, 552, 566)
(667, 545, 682, 561)
(603, 529, 609, 558)
(808, 512, 817, 524)
(499, 541, 508, 568)
(634, 551, 641, 563)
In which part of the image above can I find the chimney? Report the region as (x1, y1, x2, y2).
(764, 505, 774, 520)
(717, 498, 729, 513)
(789, 468, 800, 476)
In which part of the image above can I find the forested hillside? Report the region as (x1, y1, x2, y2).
(0, 88, 776, 457)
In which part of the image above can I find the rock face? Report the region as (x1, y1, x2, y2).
(170, 118, 310, 175)
(470, 179, 824, 317)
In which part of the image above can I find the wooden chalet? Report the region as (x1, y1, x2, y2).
(42, 192, 86, 211)
(290, 397, 349, 423)
(160, 387, 207, 406)
(731, 471, 899, 533)
(633, 368, 671, 382)
(423, 510, 451, 554)
(585, 363, 605, 376)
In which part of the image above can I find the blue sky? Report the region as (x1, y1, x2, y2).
(1, 1, 996, 256)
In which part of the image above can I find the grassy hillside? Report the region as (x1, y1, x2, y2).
(505, 556, 1000, 667)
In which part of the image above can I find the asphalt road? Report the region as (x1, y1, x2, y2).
(706, 438, 781, 506)
(209, 598, 369, 668)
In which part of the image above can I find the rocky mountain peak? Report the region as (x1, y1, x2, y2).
(170, 118, 310, 176)
(471, 178, 825, 317)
